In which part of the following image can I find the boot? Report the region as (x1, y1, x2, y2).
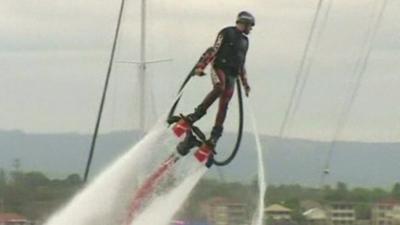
(167, 115, 181, 125)
(176, 131, 202, 156)
(208, 126, 223, 147)
(205, 154, 214, 168)
(186, 104, 207, 124)
(168, 104, 206, 125)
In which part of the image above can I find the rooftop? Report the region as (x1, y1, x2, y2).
(0, 213, 28, 223)
(265, 204, 292, 213)
(376, 198, 400, 206)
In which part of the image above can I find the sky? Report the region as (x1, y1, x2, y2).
(1, 0, 400, 142)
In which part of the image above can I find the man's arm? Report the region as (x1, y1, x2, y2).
(240, 65, 251, 97)
(194, 31, 225, 74)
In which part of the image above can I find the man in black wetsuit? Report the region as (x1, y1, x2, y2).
(178, 11, 254, 152)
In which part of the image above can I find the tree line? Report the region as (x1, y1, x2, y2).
(1, 169, 400, 223)
(0, 169, 82, 222)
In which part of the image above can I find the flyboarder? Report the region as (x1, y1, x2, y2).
(173, 11, 254, 155)
(123, 12, 256, 222)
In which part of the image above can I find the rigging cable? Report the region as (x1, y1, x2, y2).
(278, 0, 324, 137)
(320, 0, 388, 186)
(84, 0, 127, 182)
(288, 0, 334, 129)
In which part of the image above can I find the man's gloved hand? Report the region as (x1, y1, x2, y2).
(194, 67, 206, 76)
(244, 84, 251, 97)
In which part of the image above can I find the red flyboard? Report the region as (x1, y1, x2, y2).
(194, 144, 213, 163)
(172, 119, 191, 137)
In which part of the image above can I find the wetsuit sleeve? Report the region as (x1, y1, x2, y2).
(240, 38, 249, 87)
(196, 30, 225, 70)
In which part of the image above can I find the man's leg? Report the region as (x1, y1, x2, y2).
(209, 75, 236, 146)
(187, 68, 227, 123)
(175, 68, 227, 155)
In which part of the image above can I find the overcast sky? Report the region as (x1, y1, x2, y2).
(1, 0, 400, 142)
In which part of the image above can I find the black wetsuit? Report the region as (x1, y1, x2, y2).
(196, 26, 249, 128)
(213, 26, 249, 75)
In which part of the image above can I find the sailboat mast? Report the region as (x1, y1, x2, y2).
(84, 0, 126, 182)
(139, 0, 147, 131)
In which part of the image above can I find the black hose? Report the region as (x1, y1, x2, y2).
(167, 67, 195, 120)
(167, 71, 244, 167)
(168, 47, 214, 120)
(213, 79, 244, 166)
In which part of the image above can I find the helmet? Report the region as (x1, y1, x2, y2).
(236, 11, 255, 26)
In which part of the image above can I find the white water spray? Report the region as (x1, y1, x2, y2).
(132, 164, 207, 225)
(43, 112, 209, 225)
(248, 99, 267, 225)
(44, 118, 180, 225)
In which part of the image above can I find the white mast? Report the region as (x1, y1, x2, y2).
(138, 0, 147, 130)
(118, 0, 171, 131)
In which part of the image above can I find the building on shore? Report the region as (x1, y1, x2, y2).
(326, 202, 356, 225)
(0, 213, 31, 225)
(203, 197, 249, 225)
(372, 199, 400, 225)
(265, 204, 292, 221)
(303, 207, 330, 225)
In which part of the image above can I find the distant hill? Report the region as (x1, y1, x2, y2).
(1, 129, 399, 188)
